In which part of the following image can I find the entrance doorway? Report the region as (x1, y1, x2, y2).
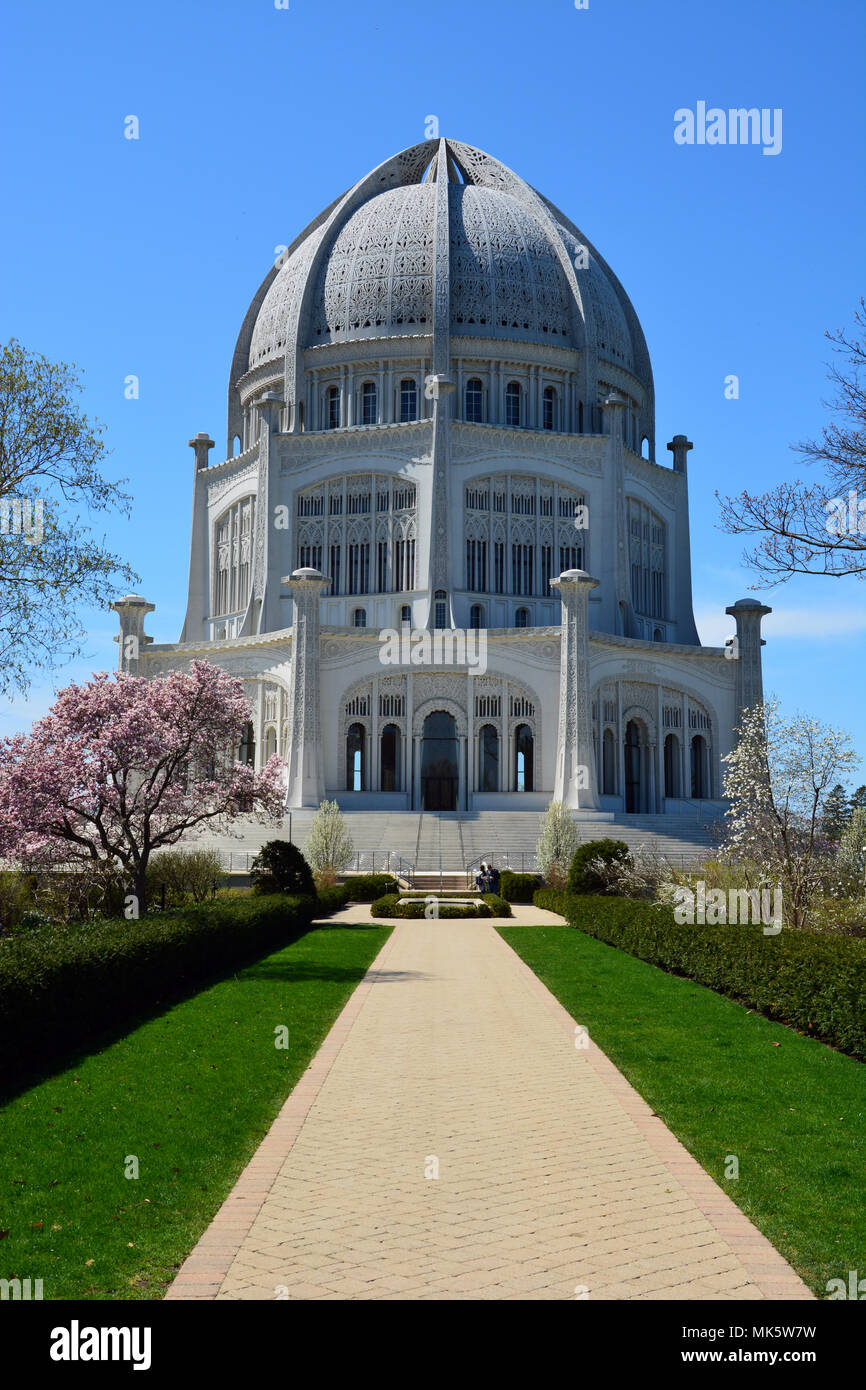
(625, 719, 642, 813)
(421, 710, 458, 810)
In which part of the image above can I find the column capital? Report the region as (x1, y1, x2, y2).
(282, 567, 331, 597)
(188, 432, 215, 470)
(666, 434, 694, 473)
(550, 568, 600, 596)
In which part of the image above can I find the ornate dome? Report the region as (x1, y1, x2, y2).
(234, 138, 652, 431)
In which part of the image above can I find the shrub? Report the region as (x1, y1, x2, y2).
(561, 893, 866, 1059)
(0, 894, 318, 1091)
(343, 873, 397, 902)
(250, 840, 315, 896)
(147, 848, 224, 905)
(369, 894, 499, 919)
(499, 870, 542, 903)
(315, 884, 352, 916)
(533, 886, 571, 916)
(567, 840, 631, 894)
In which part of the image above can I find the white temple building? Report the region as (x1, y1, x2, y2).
(113, 137, 770, 820)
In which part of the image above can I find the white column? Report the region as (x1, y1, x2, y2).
(282, 567, 329, 807)
(551, 568, 601, 809)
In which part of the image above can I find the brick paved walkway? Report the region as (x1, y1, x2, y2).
(166, 920, 812, 1301)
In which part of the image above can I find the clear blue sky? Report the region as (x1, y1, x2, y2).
(2, 0, 864, 780)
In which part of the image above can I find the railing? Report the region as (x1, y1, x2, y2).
(218, 848, 415, 884)
(466, 848, 711, 876)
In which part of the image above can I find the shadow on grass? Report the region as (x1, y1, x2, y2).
(0, 922, 387, 1105)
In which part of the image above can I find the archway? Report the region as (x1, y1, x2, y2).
(346, 722, 366, 791)
(664, 733, 680, 799)
(691, 734, 707, 799)
(421, 710, 458, 810)
(514, 724, 534, 792)
(380, 723, 401, 792)
(624, 719, 642, 813)
(478, 723, 499, 792)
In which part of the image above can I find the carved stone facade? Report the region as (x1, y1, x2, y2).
(120, 137, 772, 815)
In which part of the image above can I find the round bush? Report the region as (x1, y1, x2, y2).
(250, 840, 315, 896)
(567, 839, 631, 894)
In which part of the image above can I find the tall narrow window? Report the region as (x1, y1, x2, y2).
(578, 400, 584, 433)
(465, 378, 483, 423)
(514, 725, 534, 791)
(479, 725, 499, 792)
(505, 381, 521, 427)
(353, 608, 367, 628)
(214, 497, 255, 618)
(400, 378, 417, 423)
(434, 590, 448, 629)
(515, 607, 529, 628)
(469, 603, 483, 630)
(346, 723, 365, 791)
(327, 386, 340, 429)
(362, 381, 377, 425)
(543, 385, 557, 431)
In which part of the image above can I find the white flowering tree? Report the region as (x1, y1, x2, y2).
(536, 801, 580, 887)
(303, 800, 354, 876)
(720, 698, 859, 927)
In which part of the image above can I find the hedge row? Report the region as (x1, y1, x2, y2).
(499, 871, 542, 903)
(0, 894, 319, 1091)
(532, 890, 866, 1058)
(341, 873, 397, 901)
(370, 893, 511, 919)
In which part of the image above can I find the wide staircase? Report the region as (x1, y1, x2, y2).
(191, 804, 722, 886)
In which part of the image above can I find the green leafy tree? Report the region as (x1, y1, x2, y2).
(821, 782, 851, 842)
(250, 840, 314, 896)
(303, 801, 354, 875)
(0, 339, 137, 695)
(849, 785, 866, 815)
(567, 839, 631, 895)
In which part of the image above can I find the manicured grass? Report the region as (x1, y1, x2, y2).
(500, 923, 866, 1298)
(0, 924, 389, 1300)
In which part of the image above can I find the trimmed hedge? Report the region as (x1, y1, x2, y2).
(342, 873, 397, 902)
(549, 892, 866, 1059)
(499, 870, 542, 903)
(0, 894, 318, 1090)
(534, 887, 571, 916)
(370, 893, 511, 919)
(315, 884, 352, 915)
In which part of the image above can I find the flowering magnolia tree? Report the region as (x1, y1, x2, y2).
(0, 660, 285, 914)
(720, 698, 859, 928)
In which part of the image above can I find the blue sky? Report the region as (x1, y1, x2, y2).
(1, 0, 864, 778)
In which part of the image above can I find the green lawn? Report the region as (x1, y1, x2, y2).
(0, 924, 389, 1300)
(500, 923, 866, 1299)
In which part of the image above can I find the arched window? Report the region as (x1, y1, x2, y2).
(214, 496, 255, 618)
(380, 723, 401, 792)
(641, 436, 650, 459)
(238, 721, 256, 767)
(602, 728, 616, 796)
(691, 735, 707, 799)
(346, 723, 366, 791)
(469, 603, 483, 630)
(653, 627, 664, 642)
(479, 724, 499, 792)
(362, 381, 377, 425)
(400, 604, 411, 624)
(578, 401, 584, 433)
(434, 590, 448, 629)
(327, 385, 340, 430)
(515, 607, 529, 628)
(264, 727, 277, 763)
(400, 378, 418, 422)
(514, 724, 534, 792)
(543, 386, 557, 431)
(465, 378, 483, 423)
(665, 733, 680, 799)
(353, 607, 367, 628)
(628, 499, 666, 620)
(505, 381, 521, 427)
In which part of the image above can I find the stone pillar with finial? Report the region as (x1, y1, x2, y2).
(282, 567, 330, 807)
(666, 433, 700, 646)
(725, 597, 772, 724)
(111, 594, 155, 674)
(550, 569, 601, 810)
